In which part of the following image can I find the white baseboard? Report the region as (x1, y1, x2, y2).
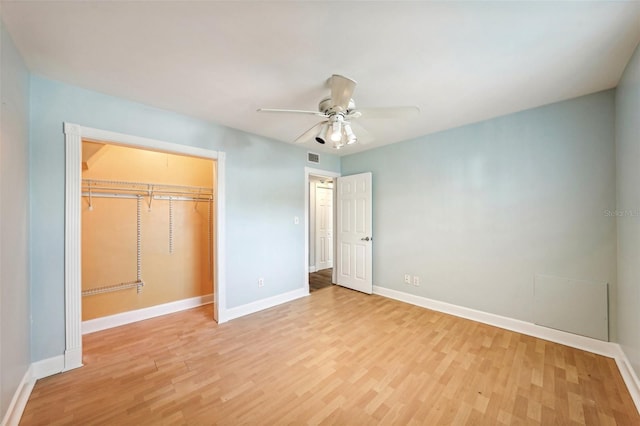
(309, 266, 317, 273)
(373, 286, 614, 357)
(1, 366, 34, 426)
(7, 286, 639, 425)
(82, 294, 213, 334)
(612, 345, 640, 412)
(372, 285, 640, 414)
(64, 348, 83, 372)
(1, 287, 305, 424)
(32, 354, 65, 379)
(223, 287, 309, 322)
(2, 355, 71, 425)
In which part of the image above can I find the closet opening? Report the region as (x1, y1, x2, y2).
(80, 139, 216, 333)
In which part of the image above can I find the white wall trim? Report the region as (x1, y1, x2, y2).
(76, 125, 219, 160)
(1, 367, 35, 426)
(373, 285, 640, 413)
(63, 122, 227, 370)
(63, 347, 83, 373)
(373, 286, 614, 356)
(7, 285, 639, 421)
(1, 355, 66, 425)
(304, 167, 340, 293)
(63, 123, 83, 372)
(224, 287, 309, 322)
(612, 345, 640, 412)
(215, 152, 227, 323)
(82, 294, 214, 335)
(32, 355, 65, 379)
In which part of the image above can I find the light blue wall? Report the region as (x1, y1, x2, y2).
(0, 20, 31, 418)
(342, 91, 617, 331)
(29, 76, 340, 362)
(615, 42, 640, 376)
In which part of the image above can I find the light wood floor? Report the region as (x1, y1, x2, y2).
(309, 268, 333, 293)
(21, 286, 639, 425)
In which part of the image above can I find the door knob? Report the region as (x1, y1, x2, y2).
(361, 237, 371, 241)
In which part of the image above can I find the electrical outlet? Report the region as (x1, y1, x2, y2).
(413, 276, 420, 286)
(258, 278, 264, 287)
(404, 274, 411, 284)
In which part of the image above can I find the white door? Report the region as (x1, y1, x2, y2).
(336, 172, 372, 294)
(315, 186, 333, 270)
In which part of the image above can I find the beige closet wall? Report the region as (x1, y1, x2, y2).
(81, 141, 214, 320)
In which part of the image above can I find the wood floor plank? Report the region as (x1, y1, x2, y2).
(20, 285, 640, 425)
(309, 269, 333, 293)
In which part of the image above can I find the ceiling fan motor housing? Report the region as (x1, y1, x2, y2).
(319, 97, 356, 115)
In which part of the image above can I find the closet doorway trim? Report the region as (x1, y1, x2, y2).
(63, 122, 227, 372)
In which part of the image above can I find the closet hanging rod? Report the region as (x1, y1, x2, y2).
(82, 185, 213, 196)
(81, 192, 212, 202)
(82, 179, 213, 196)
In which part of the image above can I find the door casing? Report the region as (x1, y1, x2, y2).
(64, 123, 227, 372)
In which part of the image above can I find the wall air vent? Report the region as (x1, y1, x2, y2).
(307, 152, 320, 164)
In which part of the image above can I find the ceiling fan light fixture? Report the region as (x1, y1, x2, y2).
(330, 119, 342, 142)
(315, 122, 329, 144)
(344, 123, 357, 145)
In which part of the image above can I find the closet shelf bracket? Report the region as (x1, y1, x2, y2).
(88, 186, 94, 211)
(147, 184, 154, 211)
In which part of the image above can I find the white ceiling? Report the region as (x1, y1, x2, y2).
(2, 1, 639, 155)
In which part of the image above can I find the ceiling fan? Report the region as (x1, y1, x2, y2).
(257, 74, 420, 149)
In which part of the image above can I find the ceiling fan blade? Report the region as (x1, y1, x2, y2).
(294, 121, 328, 143)
(355, 106, 420, 119)
(330, 74, 357, 111)
(257, 108, 327, 117)
(348, 121, 374, 145)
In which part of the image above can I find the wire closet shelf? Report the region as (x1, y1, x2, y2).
(81, 178, 214, 297)
(82, 178, 214, 203)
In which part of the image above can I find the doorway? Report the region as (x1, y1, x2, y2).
(304, 167, 340, 294)
(309, 176, 334, 272)
(309, 176, 333, 292)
